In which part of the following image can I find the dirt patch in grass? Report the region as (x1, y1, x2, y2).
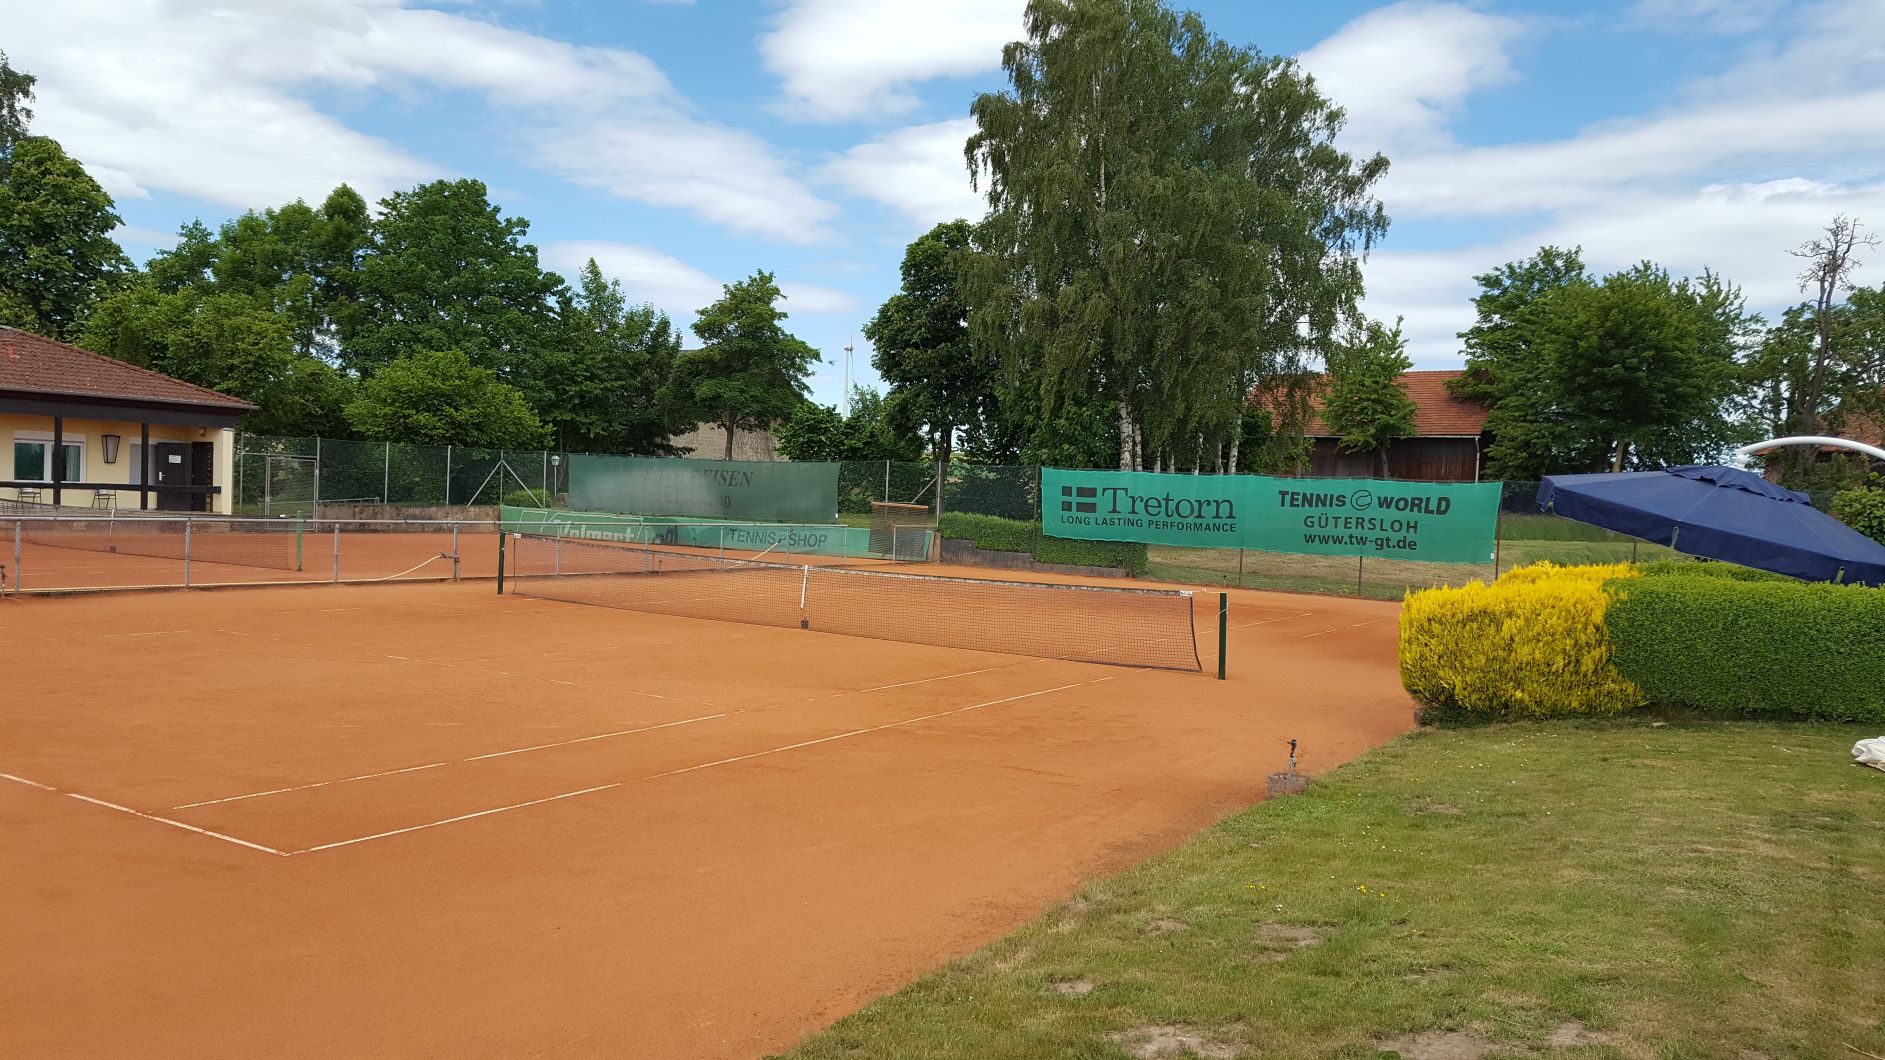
(1148, 918, 1190, 934)
(1253, 922, 1324, 961)
(1051, 979, 1095, 996)
(1374, 1029, 1500, 1059)
(1109, 1024, 1243, 1059)
(1548, 1021, 1617, 1047)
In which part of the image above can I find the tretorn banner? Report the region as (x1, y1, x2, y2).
(568, 454, 839, 523)
(1042, 468, 1501, 564)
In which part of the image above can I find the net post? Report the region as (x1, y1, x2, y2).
(1217, 592, 1228, 681)
(555, 534, 563, 576)
(452, 523, 461, 582)
(183, 520, 192, 587)
(719, 525, 725, 562)
(496, 532, 507, 594)
(294, 517, 304, 572)
(11, 519, 21, 592)
(799, 564, 810, 629)
(331, 524, 340, 583)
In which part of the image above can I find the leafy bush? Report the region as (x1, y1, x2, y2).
(1635, 559, 1788, 581)
(1035, 536, 1147, 574)
(939, 512, 1033, 552)
(501, 488, 554, 509)
(937, 512, 1147, 573)
(1830, 486, 1885, 545)
(1605, 577, 1885, 721)
(1400, 563, 1644, 719)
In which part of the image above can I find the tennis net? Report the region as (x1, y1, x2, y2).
(18, 517, 303, 571)
(504, 534, 1201, 671)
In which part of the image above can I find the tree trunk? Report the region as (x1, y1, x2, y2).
(723, 417, 735, 461)
(935, 427, 952, 520)
(1611, 439, 1626, 473)
(1379, 444, 1390, 479)
(1118, 401, 1134, 470)
(1228, 431, 1240, 474)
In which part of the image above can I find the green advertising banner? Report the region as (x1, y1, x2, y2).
(500, 506, 868, 558)
(1043, 468, 1501, 564)
(568, 454, 839, 523)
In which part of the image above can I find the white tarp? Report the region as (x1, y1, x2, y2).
(1853, 738, 1885, 771)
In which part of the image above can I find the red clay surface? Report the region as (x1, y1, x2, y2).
(0, 571, 1414, 1058)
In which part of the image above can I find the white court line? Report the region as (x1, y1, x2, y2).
(173, 761, 449, 810)
(814, 664, 1015, 701)
(296, 784, 620, 854)
(464, 710, 738, 762)
(1, 772, 56, 790)
(1294, 617, 1388, 639)
(647, 678, 1114, 782)
(97, 629, 192, 638)
(1230, 612, 1313, 630)
(65, 794, 287, 857)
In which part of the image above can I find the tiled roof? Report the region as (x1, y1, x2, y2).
(0, 326, 254, 410)
(1285, 369, 1489, 437)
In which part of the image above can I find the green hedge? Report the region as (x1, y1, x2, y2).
(1605, 576, 1885, 721)
(1635, 559, 1788, 582)
(938, 512, 1147, 574)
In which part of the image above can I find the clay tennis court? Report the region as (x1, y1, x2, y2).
(0, 566, 1413, 1058)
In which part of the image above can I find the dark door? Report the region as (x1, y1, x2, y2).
(189, 441, 214, 512)
(154, 442, 191, 511)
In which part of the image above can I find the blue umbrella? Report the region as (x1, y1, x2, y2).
(1537, 465, 1885, 586)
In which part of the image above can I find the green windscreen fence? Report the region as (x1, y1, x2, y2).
(1043, 468, 1501, 564)
(568, 455, 839, 523)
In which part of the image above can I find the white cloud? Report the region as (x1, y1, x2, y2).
(1629, 0, 1788, 34)
(543, 242, 858, 329)
(779, 282, 858, 317)
(822, 118, 984, 228)
(7, 0, 833, 240)
(1299, 2, 1525, 155)
(543, 241, 724, 322)
(760, 0, 1021, 121)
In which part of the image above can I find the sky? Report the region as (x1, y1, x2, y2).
(8, 0, 1885, 408)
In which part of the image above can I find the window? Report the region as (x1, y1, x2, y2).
(12, 440, 84, 482)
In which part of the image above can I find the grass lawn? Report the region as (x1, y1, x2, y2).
(778, 719, 1885, 1059)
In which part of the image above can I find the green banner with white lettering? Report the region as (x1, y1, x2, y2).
(568, 454, 839, 523)
(1043, 468, 1500, 564)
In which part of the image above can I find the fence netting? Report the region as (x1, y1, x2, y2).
(228, 436, 1706, 600)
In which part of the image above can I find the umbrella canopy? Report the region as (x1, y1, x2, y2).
(1537, 465, 1885, 586)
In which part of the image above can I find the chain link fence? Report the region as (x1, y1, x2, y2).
(235, 436, 1703, 599)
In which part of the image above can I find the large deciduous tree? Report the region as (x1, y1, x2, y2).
(0, 49, 35, 162)
(1457, 247, 1755, 478)
(865, 219, 993, 471)
(345, 348, 548, 449)
(965, 0, 1388, 471)
(532, 259, 687, 454)
(666, 271, 819, 460)
(0, 137, 131, 339)
(1321, 317, 1416, 477)
(348, 180, 564, 380)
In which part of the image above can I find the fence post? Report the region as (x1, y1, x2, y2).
(1218, 593, 1228, 681)
(183, 521, 192, 588)
(314, 437, 322, 514)
(542, 451, 549, 505)
(1356, 554, 1364, 595)
(263, 456, 272, 518)
(883, 460, 890, 502)
(1493, 505, 1504, 579)
(445, 445, 452, 506)
(332, 524, 340, 583)
(496, 532, 506, 595)
(383, 442, 391, 506)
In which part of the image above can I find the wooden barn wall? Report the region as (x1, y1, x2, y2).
(1298, 437, 1482, 482)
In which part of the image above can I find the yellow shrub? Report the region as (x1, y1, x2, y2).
(1400, 563, 1644, 717)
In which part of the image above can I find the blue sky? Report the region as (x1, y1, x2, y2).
(11, 0, 1885, 407)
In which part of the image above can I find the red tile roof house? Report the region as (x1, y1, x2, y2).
(0, 326, 254, 512)
(1287, 369, 1493, 482)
